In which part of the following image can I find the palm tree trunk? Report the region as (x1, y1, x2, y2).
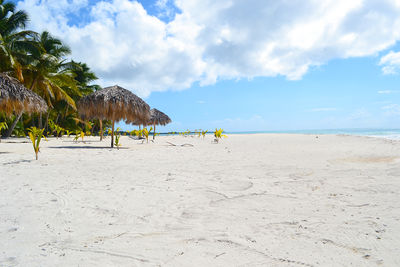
(55, 114, 60, 124)
(111, 120, 115, 148)
(30, 76, 38, 90)
(43, 112, 50, 135)
(99, 120, 103, 141)
(153, 123, 156, 140)
(4, 111, 22, 138)
(38, 113, 43, 129)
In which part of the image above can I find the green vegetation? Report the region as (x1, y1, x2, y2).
(0, 122, 7, 142)
(114, 127, 122, 149)
(142, 127, 153, 143)
(28, 127, 46, 160)
(214, 128, 227, 143)
(0, 0, 108, 137)
(73, 130, 84, 142)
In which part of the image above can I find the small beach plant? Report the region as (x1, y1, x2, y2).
(115, 134, 121, 149)
(73, 130, 85, 142)
(55, 125, 64, 138)
(65, 130, 72, 137)
(214, 128, 227, 143)
(201, 130, 208, 138)
(48, 119, 64, 138)
(114, 127, 122, 149)
(142, 127, 152, 143)
(28, 127, 46, 160)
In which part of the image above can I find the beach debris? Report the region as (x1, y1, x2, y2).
(166, 141, 193, 147)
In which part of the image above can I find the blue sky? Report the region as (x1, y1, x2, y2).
(12, 0, 400, 132)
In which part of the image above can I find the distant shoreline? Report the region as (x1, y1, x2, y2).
(154, 128, 400, 140)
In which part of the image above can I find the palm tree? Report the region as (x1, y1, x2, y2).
(22, 31, 79, 129)
(4, 31, 79, 136)
(0, 0, 39, 137)
(0, 0, 37, 80)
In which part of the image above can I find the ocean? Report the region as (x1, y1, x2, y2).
(224, 128, 400, 140)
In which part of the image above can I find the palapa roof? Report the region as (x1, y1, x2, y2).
(128, 108, 172, 126)
(148, 108, 171, 126)
(78, 85, 150, 122)
(0, 73, 48, 115)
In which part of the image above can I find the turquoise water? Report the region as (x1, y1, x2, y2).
(159, 128, 400, 140)
(225, 128, 400, 139)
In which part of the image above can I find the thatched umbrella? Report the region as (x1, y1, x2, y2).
(148, 108, 171, 140)
(78, 85, 150, 147)
(0, 73, 48, 137)
(127, 108, 171, 140)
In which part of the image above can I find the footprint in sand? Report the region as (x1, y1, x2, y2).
(217, 180, 253, 191)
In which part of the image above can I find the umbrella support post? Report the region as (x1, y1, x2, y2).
(111, 120, 115, 148)
(153, 124, 156, 140)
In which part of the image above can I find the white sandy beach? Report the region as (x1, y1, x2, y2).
(0, 134, 399, 266)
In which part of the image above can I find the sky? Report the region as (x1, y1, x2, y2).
(10, 0, 400, 132)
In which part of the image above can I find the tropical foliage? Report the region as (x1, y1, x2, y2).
(27, 126, 45, 160)
(0, 0, 109, 137)
(214, 128, 227, 143)
(0, 122, 7, 141)
(142, 127, 153, 143)
(114, 127, 122, 149)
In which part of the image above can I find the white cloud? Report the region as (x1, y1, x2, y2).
(197, 100, 205, 104)
(155, 0, 175, 20)
(378, 90, 399, 94)
(16, 0, 400, 96)
(382, 104, 400, 116)
(379, 51, 400, 74)
(309, 108, 337, 112)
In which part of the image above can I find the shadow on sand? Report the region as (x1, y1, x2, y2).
(3, 159, 33, 165)
(47, 146, 129, 150)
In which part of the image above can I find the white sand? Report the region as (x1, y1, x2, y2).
(0, 134, 399, 266)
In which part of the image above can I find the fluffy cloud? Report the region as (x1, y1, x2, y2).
(379, 51, 400, 74)
(16, 0, 400, 96)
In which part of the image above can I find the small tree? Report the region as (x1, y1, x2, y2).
(214, 128, 227, 143)
(28, 127, 46, 160)
(114, 127, 122, 149)
(142, 127, 152, 143)
(201, 130, 208, 138)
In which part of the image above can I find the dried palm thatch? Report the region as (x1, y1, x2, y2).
(78, 85, 150, 147)
(148, 108, 171, 140)
(128, 108, 171, 140)
(127, 108, 171, 126)
(148, 108, 172, 126)
(0, 73, 48, 115)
